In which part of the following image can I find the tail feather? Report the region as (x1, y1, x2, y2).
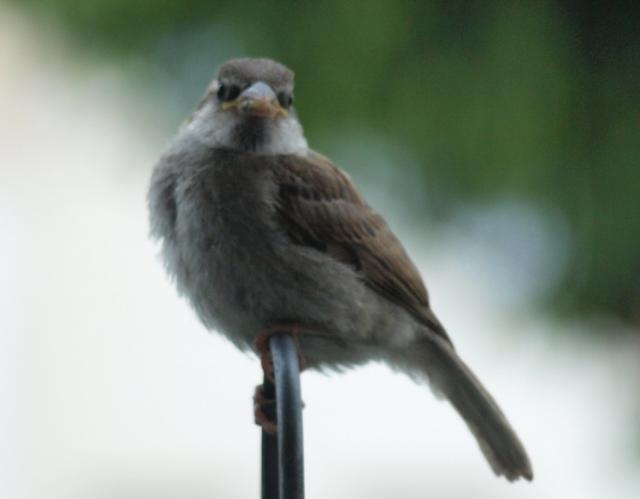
(406, 335, 533, 481)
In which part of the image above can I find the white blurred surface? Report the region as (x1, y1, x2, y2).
(1, 7, 639, 499)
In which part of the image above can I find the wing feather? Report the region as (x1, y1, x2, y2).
(271, 152, 451, 344)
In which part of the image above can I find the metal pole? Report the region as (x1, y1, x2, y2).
(260, 334, 305, 499)
(261, 374, 279, 499)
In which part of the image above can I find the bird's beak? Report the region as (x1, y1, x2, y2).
(222, 81, 288, 118)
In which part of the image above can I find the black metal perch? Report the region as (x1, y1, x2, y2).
(260, 334, 305, 499)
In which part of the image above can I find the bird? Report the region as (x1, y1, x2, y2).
(148, 57, 533, 482)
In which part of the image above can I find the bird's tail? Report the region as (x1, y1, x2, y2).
(402, 334, 533, 481)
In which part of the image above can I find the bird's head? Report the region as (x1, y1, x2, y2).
(185, 58, 308, 154)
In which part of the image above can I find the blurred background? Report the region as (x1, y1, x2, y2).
(1, 1, 638, 498)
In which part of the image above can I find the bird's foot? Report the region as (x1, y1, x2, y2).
(254, 384, 277, 434)
(255, 323, 307, 380)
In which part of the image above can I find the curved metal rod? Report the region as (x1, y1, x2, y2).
(261, 334, 305, 499)
(261, 374, 279, 499)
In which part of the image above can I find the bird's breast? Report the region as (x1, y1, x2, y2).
(156, 150, 397, 354)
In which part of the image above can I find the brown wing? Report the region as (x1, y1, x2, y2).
(271, 151, 451, 345)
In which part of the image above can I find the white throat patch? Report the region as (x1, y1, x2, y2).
(185, 101, 308, 155)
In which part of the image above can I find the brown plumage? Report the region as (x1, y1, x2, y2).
(272, 151, 451, 344)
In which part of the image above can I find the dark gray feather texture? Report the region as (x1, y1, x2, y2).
(218, 58, 294, 90)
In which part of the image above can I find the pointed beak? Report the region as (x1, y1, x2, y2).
(222, 81, 288, 118)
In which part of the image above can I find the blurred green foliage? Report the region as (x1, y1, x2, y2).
(15, 0, 640, 327)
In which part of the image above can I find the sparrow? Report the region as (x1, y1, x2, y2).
(148, 57, 533, 481)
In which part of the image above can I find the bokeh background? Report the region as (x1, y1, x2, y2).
(1, 1, 638, 498)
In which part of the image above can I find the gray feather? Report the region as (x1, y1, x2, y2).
(399, 334, 533, 481)
(148, 57, 533, 482)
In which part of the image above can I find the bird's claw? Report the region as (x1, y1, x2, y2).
(254, 384, 277, 434)
(255, 323, 307, 378)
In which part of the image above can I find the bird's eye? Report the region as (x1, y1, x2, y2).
(278, 92, 294, 109)
(217, 83, 240, 102)
(216, 84, 226, 100)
